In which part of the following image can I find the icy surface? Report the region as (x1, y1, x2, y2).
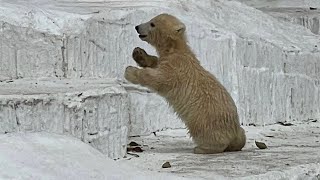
(120, 120, 320, 179)
(0, 132, 192, 180)
(0, 78, 129, 159)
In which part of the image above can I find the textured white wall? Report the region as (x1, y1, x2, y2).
(0, 79, 129, 159)
(236, 0, 320, 34)
(236, 0, 320, 8)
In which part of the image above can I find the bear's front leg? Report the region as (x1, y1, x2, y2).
(132, 47, 158, 68)
(124, 66, 163, 91)
(124, 66, 140, 84)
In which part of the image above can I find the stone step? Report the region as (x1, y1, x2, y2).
(0, 78, 185, 157)
(263, 7, 320, 35)
(236, 0, 320, 9)
(0, 78, 129, 159)
(236, 0, 320, 34)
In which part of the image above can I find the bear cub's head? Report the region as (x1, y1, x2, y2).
(135, 13, 186, 48)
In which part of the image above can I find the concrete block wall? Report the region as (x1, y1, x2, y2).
(126, 87, 182, 136)
(236, 0, 320, 8)
(237, 0, 320, 35)
(0, 79, 129, 159)
(236, 39, 320, 124)
(0, 22, 64, 80)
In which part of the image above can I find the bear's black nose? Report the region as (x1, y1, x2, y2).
(135, 26, 139, 31)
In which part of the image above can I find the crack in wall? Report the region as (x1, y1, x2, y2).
(61, 35, 68, 78)
(89, 39, 107, 52)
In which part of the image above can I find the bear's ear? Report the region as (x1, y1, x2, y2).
(175, 23, 186, 34)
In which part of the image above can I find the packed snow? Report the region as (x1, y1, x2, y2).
(0, 132, 192, 180)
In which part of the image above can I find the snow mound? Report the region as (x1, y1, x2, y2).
(0, 133, 192, 180)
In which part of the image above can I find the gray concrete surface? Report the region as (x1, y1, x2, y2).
(121, 120, 320, 179)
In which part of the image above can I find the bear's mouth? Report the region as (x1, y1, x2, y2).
(139, 34, 147, 39)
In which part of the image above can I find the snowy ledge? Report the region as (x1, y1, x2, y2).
(0, 78, 129, 159)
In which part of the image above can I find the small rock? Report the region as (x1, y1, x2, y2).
(312, 119, 318, 123)
(150, 147, 155, 149)
(310, 7, 317, 10)
(128, 141, 140, 146)
(248, 123, 256, 126)
(127, 147, 144, 152)
(162, 162, 171, 168)
(127, 152, 139, 158)
(133, 147, 144, 152)
(265, 135, 274, 138)
(130, 135, 141, 137)
(277, 121, 294, 126)
(255, 141, 267, 149)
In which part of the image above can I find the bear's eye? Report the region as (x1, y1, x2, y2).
(150, 23, 155, 27)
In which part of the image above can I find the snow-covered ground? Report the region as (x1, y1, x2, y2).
(120, 120, 320, 179)
(0, 132, 191, 180)
(1, 121, 319, 180)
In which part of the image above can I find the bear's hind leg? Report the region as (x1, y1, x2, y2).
(224, 128, 246, 152)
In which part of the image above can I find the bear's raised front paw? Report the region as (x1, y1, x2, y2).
(124, 66, 139, 84)
(132, 47, 148, 67)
